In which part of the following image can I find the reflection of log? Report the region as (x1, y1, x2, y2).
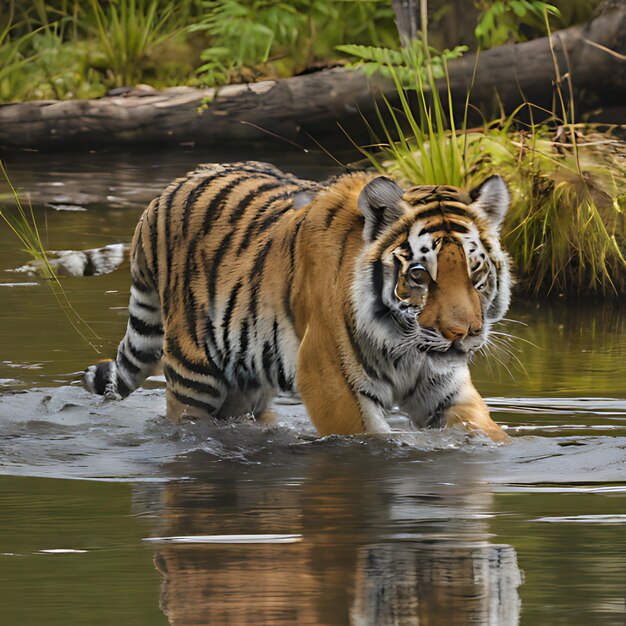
(0, 8, 623, 150)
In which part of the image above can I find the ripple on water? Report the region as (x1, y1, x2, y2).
(0, 385, 624, 486)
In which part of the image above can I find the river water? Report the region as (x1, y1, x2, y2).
(0, 147, 625, 626)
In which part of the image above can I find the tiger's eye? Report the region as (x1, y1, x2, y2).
(407, 263, 431, 288)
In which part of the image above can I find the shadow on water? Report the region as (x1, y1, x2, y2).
(0, 147, 625, 626)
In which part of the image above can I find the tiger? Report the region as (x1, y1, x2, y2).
(84, 161, 513, 442)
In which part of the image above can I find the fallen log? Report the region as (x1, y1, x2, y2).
(0, 7, 624, 151)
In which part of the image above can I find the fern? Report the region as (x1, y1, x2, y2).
(475, 0, 560, 48)
(336, 40, 467, 88)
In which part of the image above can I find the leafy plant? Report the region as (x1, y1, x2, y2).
(474, 0, 560, 48)
(191, 0, 398, 86)
(336, 40, 467, 87)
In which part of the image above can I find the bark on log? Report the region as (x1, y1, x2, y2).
(0, 7, 624, 151)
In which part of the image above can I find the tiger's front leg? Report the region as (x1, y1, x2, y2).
(297, 324, 390, 436)
(444, 379, 511, 443)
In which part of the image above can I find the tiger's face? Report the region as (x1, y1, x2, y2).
(357, 176, 512, 360)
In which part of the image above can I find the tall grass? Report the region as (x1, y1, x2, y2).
(344, 1, 625, 297)
(0, 162, 101, 350)
(87, 0, 179, 87)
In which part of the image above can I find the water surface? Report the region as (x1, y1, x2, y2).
(1, 147, 625, 625)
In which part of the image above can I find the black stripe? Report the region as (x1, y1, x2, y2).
(257, 209, 286, 234)
(250, 238, 274, 281)
(201, 174, 251, 236)
(289, 217, 304, 273)
(207, 230, 236, 307)
(412, 204, 441, 220)
(376, 222, 409, 255)
(262, 341, 274, 383)
(443, 205, 471, 219)
(133, 299, 159, 314)
(229, 182, 279, 224)
(204, 314, 220, 360)
(221, 279, 243, 361)
(418, 222, 446, 236)
(336, 361, 369, 427)
(167, 336, 225, 381)
(171, 390, 215, 413)
(132, 222, 150, 287)
(164, 364, 222, 398)
(448, 221, 469, 234)
(129, 314, 163, 337)
(371, 259, 388, 321)
(359, 388, 385, 407)
(324, 202, 341, 228)
(115, 374, 131, 398)
(248, 239, 274, 326)
(234, 320, 251, 386)
(335, 214, 361, 273)
(282, 269, 295, 326)
(272, 319, 290, 390)
(369, 212, 388, 240)
(480, 236, 493, 253)
(282, 217, 304, 327)
(149, 198, 160, 277)
(132, 278, 153, 294)
(182, 256, 198, 344)
(128, 341, 162, 364)
(239, 320, 249, 355)
(236, 191, 293, 254)
(162, 180, 187, 295)
(93, 360, 112, 395)
(181, 171, 228, 232)
(344, 313, 392, 386)
(118, 351, 140, 377)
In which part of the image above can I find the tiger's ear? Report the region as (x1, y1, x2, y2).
(469, 175, 510, 231)
(358, 177, 405, 241)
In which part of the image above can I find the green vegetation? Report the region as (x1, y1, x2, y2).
(344, 1, 625, 297)
(0, 0, 598, 102)
(0, 0, 398, 102)
(335, 40, 467, 85)
(191, 0, 397, 86)
(87, 0, 179, 88)
(474, 0, 560, 47)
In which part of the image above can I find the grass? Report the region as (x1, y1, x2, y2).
(359, 97, 626, 297)
(87, 0, 179, 88)
(345, 0, 625, 298)
(0, 162, 102, 351)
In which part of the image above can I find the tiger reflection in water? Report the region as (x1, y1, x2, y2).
(139, 449, 522, 626)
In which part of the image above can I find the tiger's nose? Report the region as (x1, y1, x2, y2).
(441, 324, 469, 342)
(441, 321, 482, 342)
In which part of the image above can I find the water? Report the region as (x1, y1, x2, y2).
(1, 147, 625, 626)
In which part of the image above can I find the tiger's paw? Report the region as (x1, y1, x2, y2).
(83, 359, 117, 397)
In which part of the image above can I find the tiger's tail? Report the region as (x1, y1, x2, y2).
(84, 227, 164, 399)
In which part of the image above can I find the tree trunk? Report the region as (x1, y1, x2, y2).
(0, 7, 623, 151)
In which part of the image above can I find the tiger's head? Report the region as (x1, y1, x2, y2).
(355, 175, 512, 361)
